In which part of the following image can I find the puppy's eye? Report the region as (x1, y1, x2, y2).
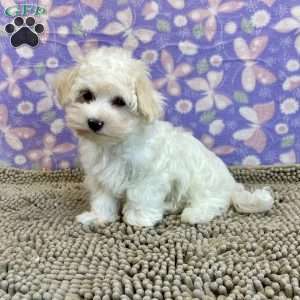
(78, 90, 95, 103)
(111, 96, 126, 107)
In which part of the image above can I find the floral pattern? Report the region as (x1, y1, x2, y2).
(154, 49, 192, 96)
(0, 54, 31, 98)
(187, 71, 232, 111)
(0, 0, 299, 169)
(0, 104, 36, 151)
(233, 102, 275, 153)
(27, 133, 75, 170)
(188, 0, 245, 41)
(101, 7, 156, 51)
(233, 36, 276, 92)
(26, 73, 57, 113)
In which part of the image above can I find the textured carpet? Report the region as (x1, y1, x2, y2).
(1, 166, 300, 300)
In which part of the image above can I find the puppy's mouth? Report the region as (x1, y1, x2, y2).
(75, 128, 90, 135)
(73, 127, 118, 139)
(66, 120, 120, 140)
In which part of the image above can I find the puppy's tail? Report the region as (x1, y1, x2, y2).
(231, 183, 274, 213)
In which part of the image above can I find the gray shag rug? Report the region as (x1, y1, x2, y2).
(1, 166, 300, 300)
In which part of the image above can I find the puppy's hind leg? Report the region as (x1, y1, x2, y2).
(181, 190, 231, 224)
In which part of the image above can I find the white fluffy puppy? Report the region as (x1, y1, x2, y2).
(54, 47, 273, 227)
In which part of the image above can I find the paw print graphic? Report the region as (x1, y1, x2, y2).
(5, 16, 44, 48)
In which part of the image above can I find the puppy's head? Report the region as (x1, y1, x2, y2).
(53, 47, 164, 143)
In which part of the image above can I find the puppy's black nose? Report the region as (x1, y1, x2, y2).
(87, 118, 104, 132)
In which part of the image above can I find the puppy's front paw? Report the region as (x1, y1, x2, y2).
(181, 208, 214, 224)
(123, 208, 162, 227)
(76, 211, 98, 225)
(124, 214, 157, 227)
(76, 211, 117, 225)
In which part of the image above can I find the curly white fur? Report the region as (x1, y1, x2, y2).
(54, 47, 274, 227)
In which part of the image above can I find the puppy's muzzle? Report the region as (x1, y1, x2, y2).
(87, 118, 104, 132)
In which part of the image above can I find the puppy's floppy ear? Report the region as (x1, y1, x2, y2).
(52, 66, 78, 107)
(134, 61, 164, 122)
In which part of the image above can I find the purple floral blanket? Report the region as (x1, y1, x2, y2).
(0, 0, 299, 169)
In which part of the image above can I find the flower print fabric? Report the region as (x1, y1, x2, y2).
(0, 0, 299, 169)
